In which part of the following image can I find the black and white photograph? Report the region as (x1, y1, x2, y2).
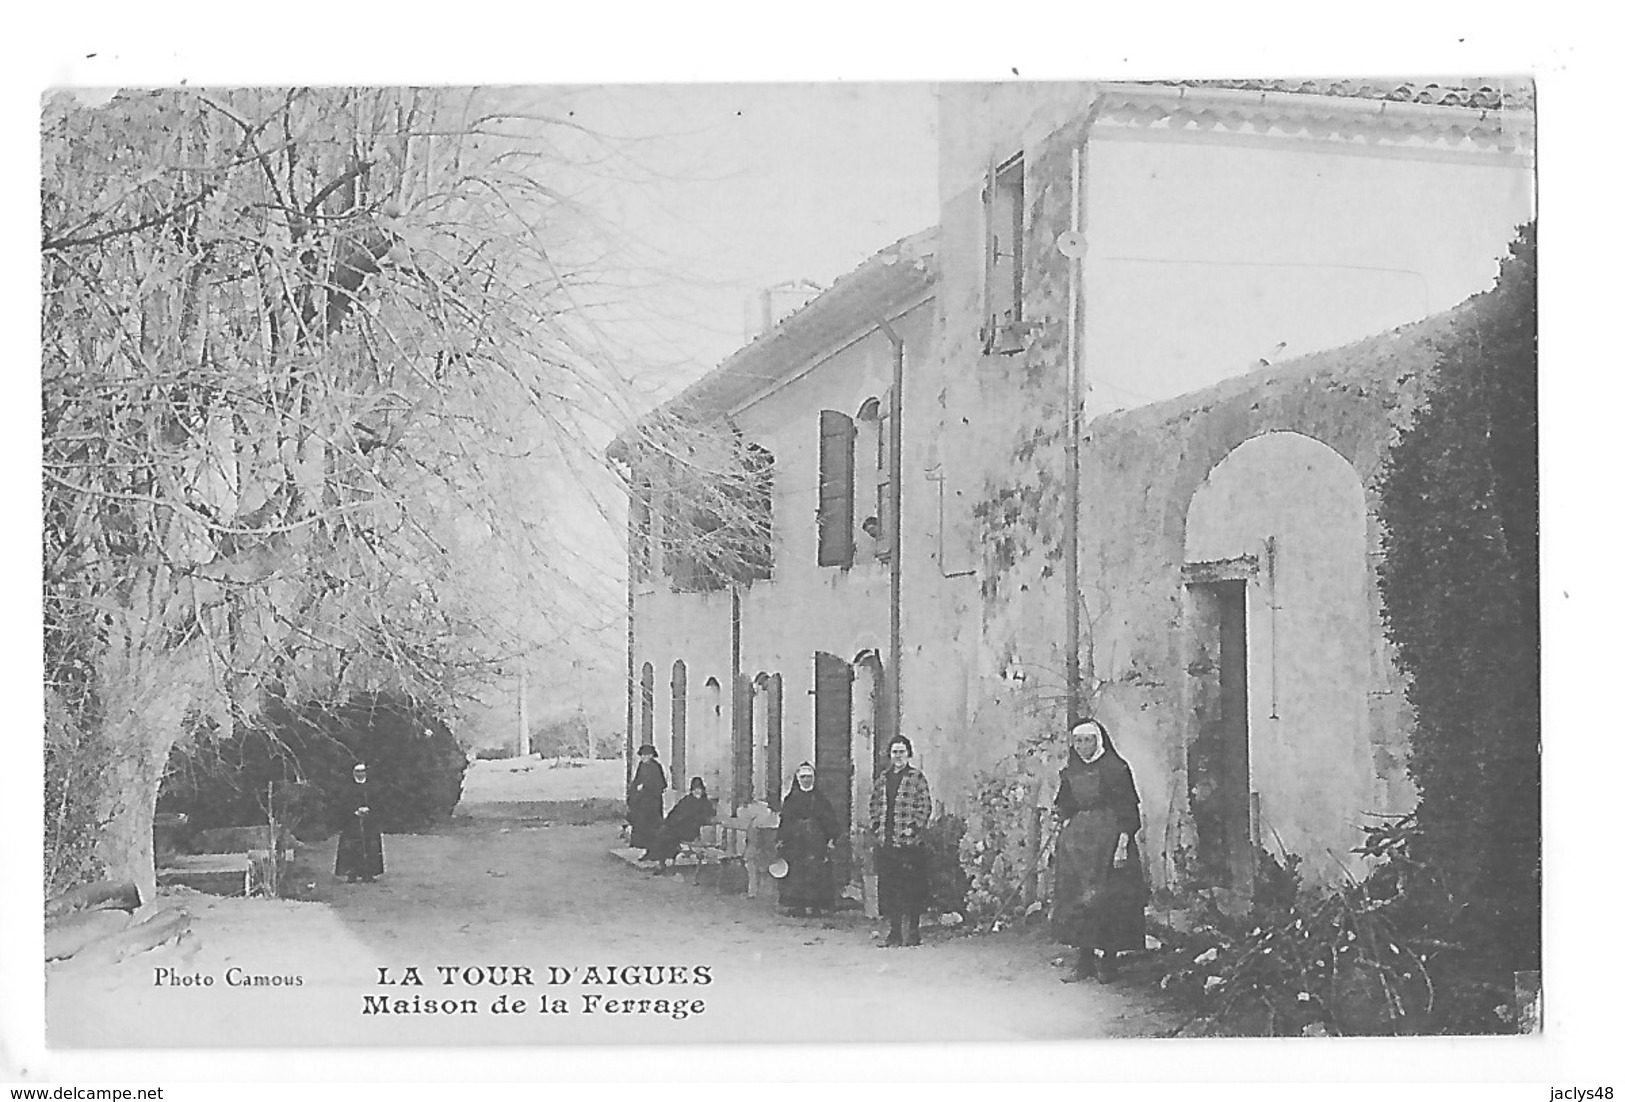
(7, 12, 1613, 1095)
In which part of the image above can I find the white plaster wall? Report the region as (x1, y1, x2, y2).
(1185, 431, 1373, 879)
(630, 299, 933, 808)
(1084, 133, 1533, 415)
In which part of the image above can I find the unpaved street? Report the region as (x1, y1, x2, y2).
(48, 764, 1178, 1047)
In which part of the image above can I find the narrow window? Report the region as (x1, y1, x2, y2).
(984, 153, 1025, 350)
(670, 660, 688, 786)
(732, 673, 754, 813)
(855, 399, 883, 562)
(817, 410, 855, 567)
(638, 662, 655, 749)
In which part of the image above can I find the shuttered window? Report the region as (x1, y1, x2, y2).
(813, 651, 854, 834)
(817, 410, 855, 567)
(732, 674, 754, 811)
(670, 661, 687, 786)
(765, 674, 784, 811)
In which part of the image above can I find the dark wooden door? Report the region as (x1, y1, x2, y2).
(765, 674, 784, 811)
(1188, 580, 1254, 896)
(670, 661, 687, 791)
(814, 651, 854, 883)
(732, 673, 754, 813)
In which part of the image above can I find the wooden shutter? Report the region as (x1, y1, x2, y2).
(670, 661, 687, 786)
(817, 410, 855, 567)
(732, 673, 754, 811)
(813, 651, 854, 832)
(765, 674, 784, 811)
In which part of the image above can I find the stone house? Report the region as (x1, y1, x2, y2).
(614, 80, 1534, 904)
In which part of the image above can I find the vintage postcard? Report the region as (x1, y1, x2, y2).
(24, 59, 1565, 1083)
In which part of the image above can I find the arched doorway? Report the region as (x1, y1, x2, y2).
(752, 672, 784, 809)
(701, 676, 724, 801)
(850, 651, 886, 842)
(1183, 430, 1371, 891)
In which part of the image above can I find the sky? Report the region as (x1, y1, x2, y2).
(559, 83, 940, 396)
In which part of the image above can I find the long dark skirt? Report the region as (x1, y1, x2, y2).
(876, 845, 929, 917)
(628, 795, 662, 850)
(335, 817, 384, 880)
(778, 820, 835, 909)
(1050, 807, 1146, 951)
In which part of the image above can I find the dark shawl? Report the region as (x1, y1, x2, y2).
(1051, 737, 1146, 950)
(334, 778, 385, 879)
(778, 782, 843, 908)
(643, 792, 715, 862)
(627, 758, 667, 849)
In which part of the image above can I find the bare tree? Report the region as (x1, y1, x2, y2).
(611, 408, 774, 594)
(41, 86, 636, 895)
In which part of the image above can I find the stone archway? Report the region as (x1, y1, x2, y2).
(1183, 430, 1373, 887)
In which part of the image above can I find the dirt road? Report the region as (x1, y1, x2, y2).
(48, 763, 1179, 1047)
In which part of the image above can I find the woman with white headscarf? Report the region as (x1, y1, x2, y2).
(777, 762, 843, 915)
(1050, 718, 1147, 982)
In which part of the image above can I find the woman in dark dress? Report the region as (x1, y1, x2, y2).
(868, 735, 932, 947)
(1050, 719, 1147, 982)
(334, 762, 385, 882)
(643, 776, 715, 867)
(626, 744, 667, 851)
(777, 762, 843, 915)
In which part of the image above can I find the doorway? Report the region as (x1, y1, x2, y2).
(814, 651, 854, 885)
(1186, 577, 1255, 900)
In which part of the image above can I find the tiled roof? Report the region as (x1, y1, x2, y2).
(1169, 78, 1533, 111)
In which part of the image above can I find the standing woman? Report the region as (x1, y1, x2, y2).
(1050, 719, 1147, 982)
(777, 762, 843, 916)
(626, 744, 667, 851)
(868, 735, 932, 947)
(334, 762, 384, 883)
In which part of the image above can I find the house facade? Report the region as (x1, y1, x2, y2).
(617, 80, 1534, 903)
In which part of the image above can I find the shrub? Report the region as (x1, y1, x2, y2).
(921, 813, 970, 915)
(159, 692, 468, 840)
(1376, 223, 1539, 971)
(530, 714, 590, 757)
(959, 766, 1038, 919)
(590, 727, 624, 760)
(1160, 820, 1514, 1036)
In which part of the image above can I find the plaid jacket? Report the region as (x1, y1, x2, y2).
(869, 766, 931, 847)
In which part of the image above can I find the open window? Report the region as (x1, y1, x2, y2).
(855, 398, 886, 563)
(983, 153, 1031, 355)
